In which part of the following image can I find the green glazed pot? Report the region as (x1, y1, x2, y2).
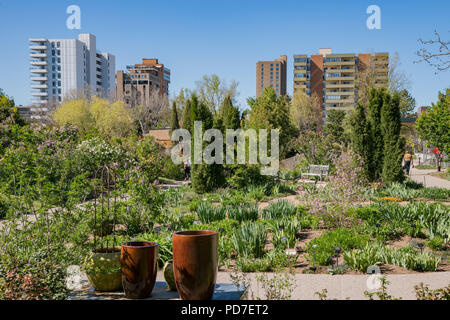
(85, 247, 122, 292)
(163, 260, 177, 291)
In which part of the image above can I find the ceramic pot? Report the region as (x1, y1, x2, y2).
(85, 247, 122, 292)
(121, 241, 158, 299)
(163, 260, 177, 291)
(173, 230, 218, 300)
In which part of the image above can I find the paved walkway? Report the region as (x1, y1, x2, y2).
(409, 166, 450, 189)
(216, 271, 450, 300)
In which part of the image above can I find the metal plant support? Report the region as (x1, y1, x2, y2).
(93, 164, 119, 252)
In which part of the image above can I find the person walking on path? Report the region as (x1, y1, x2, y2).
(403, 151, 413, 176)
(183, 158, 191, 181)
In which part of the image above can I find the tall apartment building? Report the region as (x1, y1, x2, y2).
(293, 48, 389, 118)
(29, 34, 115, 106)
(256, 55, 287, 97)
(116, 59, 171, 108)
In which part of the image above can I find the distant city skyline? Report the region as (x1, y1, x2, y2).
(0, 0, 449, 111)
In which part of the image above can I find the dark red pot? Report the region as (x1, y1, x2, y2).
(173, 230, 218, 300)
(121, 241, 158, 299)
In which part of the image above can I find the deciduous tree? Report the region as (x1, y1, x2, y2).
(416, 89, 450, 171)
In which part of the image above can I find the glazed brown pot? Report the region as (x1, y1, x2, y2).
(173, 230, 218, 300)
(120, 241, 158, 299)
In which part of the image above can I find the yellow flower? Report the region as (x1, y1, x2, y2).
(378, 196, 402, 202)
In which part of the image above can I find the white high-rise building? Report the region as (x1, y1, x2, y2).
(29, 33, 115, 106)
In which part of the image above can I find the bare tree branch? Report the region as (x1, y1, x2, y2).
(415, 30, 450, 73)
(128, 89, 169, 134)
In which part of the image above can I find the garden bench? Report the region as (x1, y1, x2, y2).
(301, 165, 330, 180)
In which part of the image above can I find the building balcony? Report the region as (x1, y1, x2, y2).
(325, 83, 355, 89)
(30, 76, 48, 81)
(29, 38, 47, 43)
(325, 98, 356, 104)
(325, 90, 355, 95)
(325, 61, 355, 66)
(30, 61, 48, 66)
(30, 68, 48, 74)
(31, 92, 49, 97)
(30, 53, 47, 59)
(326, 76, 355, 81)
(31, 99, 48, 104)
(31, 84, 48, 89)
(30, 45, 47, 50)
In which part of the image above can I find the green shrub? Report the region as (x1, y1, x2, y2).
(426, 237, 446, 251)
(188, 199, 201, 212)
(377, 246, 441, 272)
(137, 233, 173, 268)
(306, 228, 370, 266)
(227, 165, 268, 189)
(236, 257, 271, 272)
(415, 283, 450, 300)
(418, 187, 450, 200)
(161, 157, 184, 180)
(344, 244, 383, 272)
(0, 194, 9, 220)
(360, 202, 449, 239)
(270, 217, 302, 250)
(235, 250, 290, 272)
(246, 185, 266, 201)
(344, 244, 441, 272)
(196, 202, 226, 223)
(298, 213, 320, 229)
(227, 203, 259, 222)
(0, 248, 69, 300)
(354, 221, 403, 241)
(261, 200, 297, 220)
(231, 222, 266, 258)
(380, 182, 420, 201)
(192, 219, 239, 235)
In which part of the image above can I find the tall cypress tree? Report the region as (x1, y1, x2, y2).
(381, 92, 405, 184)
(350, 103, 373, 181)
(367, 87, 385, 180)
(190, 94, 224, 193)
(169, 101, 180, 135)
(220, 95, 241, 130)
(182, 99, 192, 134)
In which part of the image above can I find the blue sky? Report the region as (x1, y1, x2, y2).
(0, 0, 449, 111)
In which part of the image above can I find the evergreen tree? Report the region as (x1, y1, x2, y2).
(189, 94, 224, 193)
(220, 95, 241, 130)
(350, 103, 373, 181)
(367, 87, 385, 180)
(381, 92, 405, 184)
(169, 101, 180, 135)
(323, 109, 348, 146)
(182, 99, 192, 134)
